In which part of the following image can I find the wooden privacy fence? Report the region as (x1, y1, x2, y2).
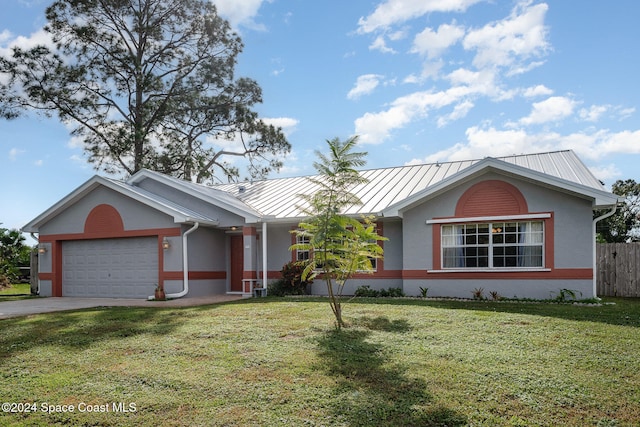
(596, 243, 640, 297)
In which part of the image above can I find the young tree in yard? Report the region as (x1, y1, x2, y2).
(0, 0, 289, 182)
(596, 179, 640, 242)
(290, 136, 386, 329)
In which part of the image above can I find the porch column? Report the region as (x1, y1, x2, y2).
(242, 226, 258, 294)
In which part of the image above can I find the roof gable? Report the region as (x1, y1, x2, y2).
(21, 175, 220, 233)
(383, 156, 619, 217)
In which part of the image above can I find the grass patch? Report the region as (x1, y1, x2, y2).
(0, 297, 639, 426)
(0, 283, 32, 300)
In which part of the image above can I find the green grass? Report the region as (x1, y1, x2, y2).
(1, 297, 639, 426)
(0, 283, 32, 299)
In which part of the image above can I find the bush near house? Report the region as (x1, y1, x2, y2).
(355, 285, 405, 298)
(268, 261, 313, 296)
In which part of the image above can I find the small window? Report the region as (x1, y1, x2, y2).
(296, 234, 310, 261)
(442, 221, 543, 269)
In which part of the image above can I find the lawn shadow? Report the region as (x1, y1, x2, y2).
(349, 315, 412, 333)
(315, 322, 466, 426)
(0, 306, 184, 361)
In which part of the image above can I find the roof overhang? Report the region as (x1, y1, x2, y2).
(128, 169, 262, 223)
(21, 175, 220, 233)
(382, 157, 619, 218)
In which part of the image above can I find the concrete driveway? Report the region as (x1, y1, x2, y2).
(0, 295, 245, 320)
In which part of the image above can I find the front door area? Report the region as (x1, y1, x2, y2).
(229, 235, 243, 292)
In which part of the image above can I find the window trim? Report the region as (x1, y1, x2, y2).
(295, 233, 310, 262)
(429, 213, 554, 274)
(427, 213, 551, 225)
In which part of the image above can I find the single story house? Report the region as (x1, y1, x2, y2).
(22, 150, 620, 300)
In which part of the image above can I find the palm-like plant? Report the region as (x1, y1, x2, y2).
(291, 136, 386, 328)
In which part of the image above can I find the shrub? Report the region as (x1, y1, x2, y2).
(280, 261, 313, 295)
(354, 285, 405, 298)
(552, 288, 581, 302)
(472, 287, 485, 300)
(269, 261, 313, 297)
(267, 279, 287, 297)
(354, 285, 380, 297)
(386, 287, 405, 298)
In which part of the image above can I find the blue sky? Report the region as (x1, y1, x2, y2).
(2, 0, 640, 237)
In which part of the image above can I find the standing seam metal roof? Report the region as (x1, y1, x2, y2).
(213, 150, 609, 219)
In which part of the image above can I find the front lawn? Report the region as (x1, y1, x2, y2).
(1, 297, 639, 426)
(0, 283, 32, 299)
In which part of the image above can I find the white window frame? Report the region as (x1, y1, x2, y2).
(295, 234, 310, 261)
(428, 214, 550, 272)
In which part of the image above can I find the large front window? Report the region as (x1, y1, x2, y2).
(442, 221, 544, 269)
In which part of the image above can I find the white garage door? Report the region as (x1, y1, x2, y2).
(62, 237, 158, 298)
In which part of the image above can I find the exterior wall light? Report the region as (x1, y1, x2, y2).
(38, 244, 47, 254)
(162, 238, 170, 250)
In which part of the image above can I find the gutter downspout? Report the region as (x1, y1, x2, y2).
(592, 205, 618, 298)
(167, 222, 200, 299)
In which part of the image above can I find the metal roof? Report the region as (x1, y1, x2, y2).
(215, 150, 613, 219)
(21, 150, 617, 233)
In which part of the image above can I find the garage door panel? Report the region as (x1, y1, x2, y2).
(62, 237, 158, 298)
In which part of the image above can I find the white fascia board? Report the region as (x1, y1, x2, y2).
(490, 161, 619, 208)
(108, 180, 221, 226)
(382, 158, 618, 217)
(21, 175, 219, 233)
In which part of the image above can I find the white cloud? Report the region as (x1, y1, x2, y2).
(9, 148, 24, 161)
(588, 163, 621, 182)
(263, 117, 298, 136)
(437, 100, 474, 127)
(523, 84, 553, 98)
(212, 0, 268, 31)
(405, 60, 445, 83)
(347, 74, 384, 100)
(0, 28, 53, 58)
(408, 125, 640, 166)
(357, 0, 483, 34)
(34, 159, 43, 167)
(462, 2, 549, 73)
(519, 96, 575, 125)
(0, 29, 12, 44)
(355, 84, 480, 144)
(69, 154, 90, 168)
(369, 35, 396, 53)
(579, 104, 609, 122)
(411, 22, 466, 59)
(615, 107, 635, 121)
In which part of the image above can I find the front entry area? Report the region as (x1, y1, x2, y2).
(62, 237, 158, 298)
